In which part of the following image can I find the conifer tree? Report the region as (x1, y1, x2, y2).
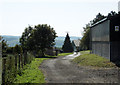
(62, 33, 73, 53)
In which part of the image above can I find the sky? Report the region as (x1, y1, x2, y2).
(0, 0, 119, 37)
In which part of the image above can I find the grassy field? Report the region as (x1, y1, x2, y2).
(72, 50, 116, 68)
(57, 52, 73, 56)
(80, 50, 90, 55)
(14, 52, 72, 83)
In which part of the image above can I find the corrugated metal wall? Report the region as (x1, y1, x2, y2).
(91, 20, 110, 60)
(92, 42, 110, 60)
(91, 20, 110, 41)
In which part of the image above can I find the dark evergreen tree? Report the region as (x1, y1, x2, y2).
(62, 33, 73, 53)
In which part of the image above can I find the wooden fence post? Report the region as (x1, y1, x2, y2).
(18, 54, 20, 70)
(2, 58, 6, 83)
(15, 56, 17, 70)
(21, 54, 23, 68)
(9, 56, 12, 70)
(24, 52, 27, 65)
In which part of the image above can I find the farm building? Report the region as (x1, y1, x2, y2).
(72, 40, 81, 52)
(90, 14, 120, 62)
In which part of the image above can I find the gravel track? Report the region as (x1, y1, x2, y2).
(39, 53, 120, 83)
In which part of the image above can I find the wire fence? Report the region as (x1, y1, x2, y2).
(2, 52, 34, 83)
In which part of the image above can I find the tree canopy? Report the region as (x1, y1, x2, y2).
(80, 24, 90, 50)
(20, 24, 57, 56)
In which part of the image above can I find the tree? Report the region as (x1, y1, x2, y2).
(80, 25, 90, 50)
(6, 47, 14, 54)
(13, 44, 22, 54)
(20, 24, 57, 57)
(107, 11, 117, 18)
(19, 25, 33, 53)
(91, 13, 105, 25)
(62, 33, 73, 53)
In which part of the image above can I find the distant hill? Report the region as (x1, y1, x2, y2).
(2, 35, 20, 47)
(2, 35, 81, 47)
(55, 36, 81, 47)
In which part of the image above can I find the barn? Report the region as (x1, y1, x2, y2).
(90, 14, 120, 62)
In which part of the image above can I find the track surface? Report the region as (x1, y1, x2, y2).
(40, 53, 120, 83)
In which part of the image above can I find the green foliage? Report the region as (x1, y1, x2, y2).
(72, 51, 116, 68)
(107, 11, 117, 18)
(4, 56, 16, 83)
(14, 58, 47, 83)
(91, 13, 105, 25)
(80, 25, 90, 50)
(13, 52, 73, 83)
(13, 44, 22, 54)
(80, 50, 90, 55)
(20, 26, 33, 52)
(6, 47, 14, 54)
(2, 53, 34, 83)
(62, 33, 73, 53)
(58, 52, 73, 56)
(2, 39, 8, 57)
(20, 24, 57, 56)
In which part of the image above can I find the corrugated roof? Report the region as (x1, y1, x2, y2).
(90, 18, 107, 28)
(90, 14, 120, 28)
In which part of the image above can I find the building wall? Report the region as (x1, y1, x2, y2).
(91, 20, 110, 60)
(110, 16, 120, 41)
(92, 42, 110, 60)
(91, 15, 120, 62)
(110, 15, 120, 61)
(91, 20, 110, 41)
(111, 42, 120, 61)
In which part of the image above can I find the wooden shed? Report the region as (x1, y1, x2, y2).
(90, 14, 120, 62)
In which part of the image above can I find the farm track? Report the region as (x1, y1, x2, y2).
(40, 53, 120, 83)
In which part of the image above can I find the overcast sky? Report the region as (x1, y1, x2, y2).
(0, 0, 119, 37)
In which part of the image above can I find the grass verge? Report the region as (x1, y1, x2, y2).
(14, 58, 48, 83)
(72, 51, 116, 68)
(13, 53, 72, 83)
(57, 52, 73, 57)
(80, 50, 90, 55)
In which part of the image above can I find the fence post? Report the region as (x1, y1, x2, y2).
(18, 54, 20, 70)
(21, 54, 23, 68)
(15, 55, 17, 70)
(9, 56, 12, 70)
(24, 52, 27, 65)
(2, 58, 6, 83)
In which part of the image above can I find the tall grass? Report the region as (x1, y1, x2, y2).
(2, 53, 34, 83)
(14, 58, 47, 83)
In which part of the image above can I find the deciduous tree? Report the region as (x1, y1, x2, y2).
(20, 24, 57, 57)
